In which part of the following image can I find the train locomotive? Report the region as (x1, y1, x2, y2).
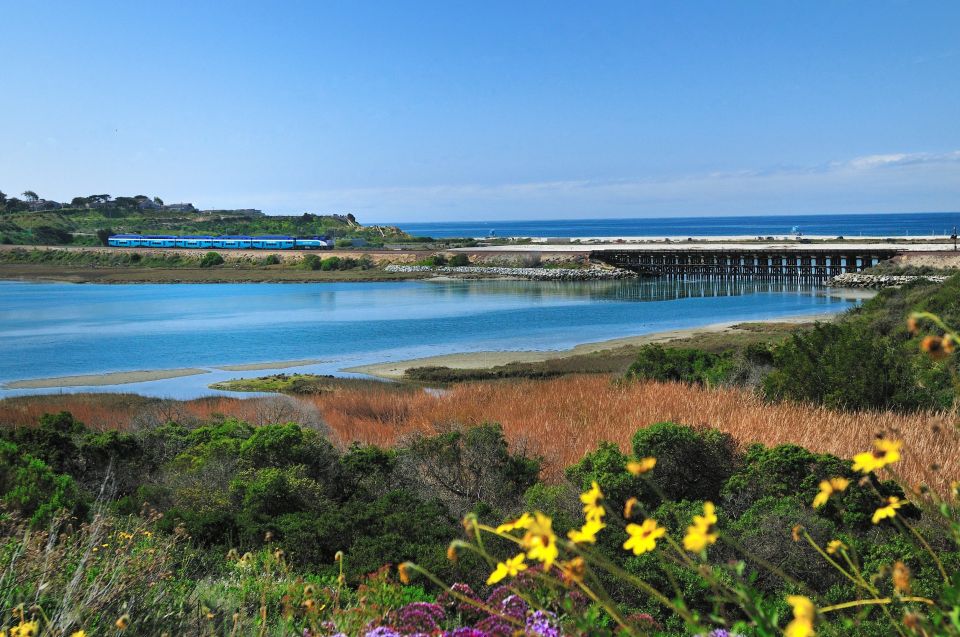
(107, 234, 333, 250)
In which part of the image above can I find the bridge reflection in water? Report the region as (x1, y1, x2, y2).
(591, 248, 900, 279)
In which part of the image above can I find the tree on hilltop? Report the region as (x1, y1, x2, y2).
(22, 190, 38, 202)
(153, 196, 163, 205)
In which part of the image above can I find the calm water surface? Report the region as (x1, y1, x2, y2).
(0, 279, 859, 398)
(396, 211, 960, 239)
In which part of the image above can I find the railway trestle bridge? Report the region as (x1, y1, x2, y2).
(591, 247, 901, 279)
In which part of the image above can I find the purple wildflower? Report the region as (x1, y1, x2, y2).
(499, 594, 528, 620)
(391, 602, 446, 634)
(525, 610, 561, 637)
(474, 615, 515, 637)
(443, 630, 489, 637)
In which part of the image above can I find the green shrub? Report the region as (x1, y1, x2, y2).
(398, 423, 540, 520)
(631, 422, 738, 505)
(449, 253, 470, 267)
(263, 254, 280, 265)
(627, 344, 734, 386)
(32, 225, 74, 245)
(0, 440, 86, 526)
(565, 441, 638, 510)
(200, 251, 224, 267)
(762, 322, 937, 411)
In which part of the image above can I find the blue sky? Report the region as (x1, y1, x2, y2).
(1, 1, 958, 222)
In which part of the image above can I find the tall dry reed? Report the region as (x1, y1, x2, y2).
(2, 377, 954, 490)
(307, 376, 958, 489)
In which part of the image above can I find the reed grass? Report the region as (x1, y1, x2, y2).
(2, 376, 954, 491)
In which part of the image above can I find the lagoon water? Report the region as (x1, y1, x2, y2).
(0, 279, 859, 399)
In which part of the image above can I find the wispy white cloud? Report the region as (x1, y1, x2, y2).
(842, 150, 960, 170)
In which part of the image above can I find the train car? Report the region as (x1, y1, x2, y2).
(107, 234, 143, 247)
(294, 236, 333, 249)
(252, 235, 296, 249)
(212, 235, 254, 249)
(175, 235, 215, 249)
(141, 235, 178, 248)
(107, 234, 336, 250)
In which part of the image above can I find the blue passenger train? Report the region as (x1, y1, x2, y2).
(107, 234, 333, 250)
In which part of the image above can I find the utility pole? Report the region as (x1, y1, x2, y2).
(952, 226, 958, 251)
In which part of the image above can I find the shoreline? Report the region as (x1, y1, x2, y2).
(1, 312, 841, 391)
(4, 368, 210, 389)
(343, 312, 837, 381)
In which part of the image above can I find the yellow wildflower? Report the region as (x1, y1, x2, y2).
(521, 512, 558, 570)
(624, 496, 639, 518)
(683, 501, 718, 552)
(558, 556, 586, 583)
(812, 477, 850, 508)
(921, 335, 951, 360)
(115, 614, 130, 631)
(826, 539, 847, 555)
(693, 501, 718, 528)
(580, 481, 605, 522)
(785, 595, 815, 637)
(623, 519, 665, 555)
(495, 512, 533, 534)
(852, 438, 901, 474)
(944, 334, 957, 354)
(398, 562, 411, 584)
(10, 622, 39, 637)
(567, 518, 605, 544)
(906, 316, 919, 334)
(872, 496, 905, 524)
(446, 543, 458, 562)
(70, 631, 87, 637)
(626, 457, 657, 475)
(683, 524, 718, 552)
(486, 552, 527, 585)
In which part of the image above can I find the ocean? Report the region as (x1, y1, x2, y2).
(394, 211, 960, 239)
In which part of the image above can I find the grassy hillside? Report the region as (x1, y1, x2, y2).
(0, 200, 411, 246)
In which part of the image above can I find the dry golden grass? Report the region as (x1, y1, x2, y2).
(2, 377, 955, 491)
(307, 376, 958, 489)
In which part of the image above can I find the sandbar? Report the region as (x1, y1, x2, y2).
(343, 313, 837, 380)
(5, 368, 209, 389)
(215, 359, 322, 371)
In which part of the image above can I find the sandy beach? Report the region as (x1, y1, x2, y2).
(216, 359, 323, 371)
(5, 368, 210, 389)
(344, 313, 837, 380)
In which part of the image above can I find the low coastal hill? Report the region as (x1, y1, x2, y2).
(0, 191, 411, 246)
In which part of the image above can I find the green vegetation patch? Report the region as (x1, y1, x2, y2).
(210, 374, 400, 394)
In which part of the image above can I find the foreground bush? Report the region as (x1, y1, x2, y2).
(2, 312, 960, 635)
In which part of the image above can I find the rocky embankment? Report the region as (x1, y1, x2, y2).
(384, 264, 637, 280)
(830, 272, 949, 289)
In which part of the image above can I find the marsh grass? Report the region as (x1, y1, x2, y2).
(4, 377, 956, 493)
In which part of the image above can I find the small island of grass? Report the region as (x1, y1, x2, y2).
(209, 373, 397, 394)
